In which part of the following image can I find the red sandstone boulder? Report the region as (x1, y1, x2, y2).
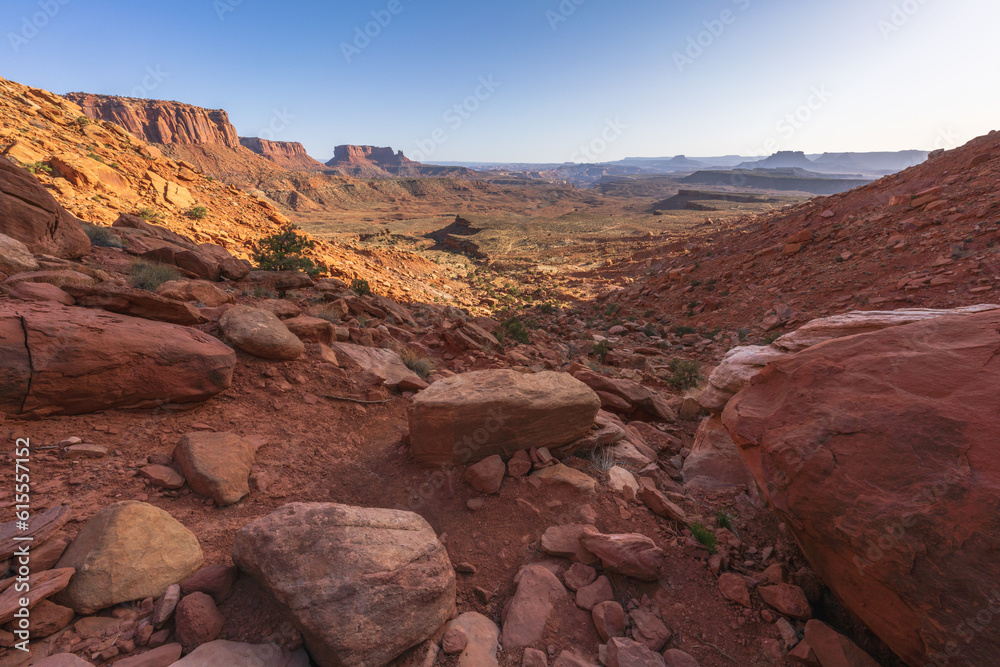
(723, 309, 1000, 666)
(0, 302, 234, 418)
(0, 158, 90, 258)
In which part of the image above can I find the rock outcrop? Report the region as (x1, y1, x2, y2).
(723, 309, 1000, 666)
(232, 503, 456, 667)
(0, 158, 90, 258)
(239, 137, 325, 171)
(65, 94, 241, 147)
(0, 302, 235, 418)
(409, 370, 602, 466)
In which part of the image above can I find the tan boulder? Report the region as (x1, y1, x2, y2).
(232, 503, 455, 667)
(54, 501, 204, 614)
(51, 154, 137, 201)
(330, 342, 424, 390)
(219, 305, 304, 360)
(681, 415, 754, 493)
(579, 532, 664, 582)
(501, 564, 567, 651)
(173, 432, 258, 506)
(410, 370, 601, 466)
(0, 233, 38, 276)
(156, 280, 235, 307)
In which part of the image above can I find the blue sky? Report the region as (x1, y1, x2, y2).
(2, 0, 998, 162)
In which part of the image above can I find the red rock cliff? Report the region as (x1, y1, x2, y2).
(239, 137, 324, 171)
(65, 93, 241, 148)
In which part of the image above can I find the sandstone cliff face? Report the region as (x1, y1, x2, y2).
(65, 93, 241, 148)
(239, 137, 324, 171)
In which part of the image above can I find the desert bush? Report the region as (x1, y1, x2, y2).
(400, 348, 435, 379)
(314, 303, 343, 324)
(138, 208, 164, 223)
(252, 224, 320, 277)
(84, 225, 125, 249)
(589, 447, 617, 473)
(716, 509, 734, 531)
(592, 339, 611, 361)
(689, 522, 717, 554)
(666, 358, 703, 390)
(129, 260, 179, 291)
(350, 278, 372, 296)
(497, 317, 530, 345)
(25, 161, 51, 175)
(186, 206, 209, 220)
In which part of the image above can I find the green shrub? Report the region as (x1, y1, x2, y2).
(75, 116, 91, 127)
(604, 302, 619, 317)
(716, 509, 734, 531)
(253, 286, 277, 299)
(593, 339, 611, 361)
(25, 161, 52, 175)
(252, 224, 320, 277)
(138, 208, 164, 223)
(84, 225, 125, 249)
(129, 260, 179, 291)
(689, 522, 717, 554)
(666, 358, 703, 390)
(764, 331, 782, 345)
(539, 302, 556, 315)
(186, 206, 209, 220)
(87, 152, 105, 163)
(497, 317, 530, 345)
(350, 278, 372, 296)
(674, 325, 697, 336)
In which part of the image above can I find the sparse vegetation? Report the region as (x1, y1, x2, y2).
(313, 303, 343, 324)
(716, 509, 734, 531)
(674, 325, 697, 336)
(593, 339, 611, 361)
(589, 447, 617, 473)
(350, 278, 372, 296)
(666, 358, 703, 390)
(84, 225, 125, 249)
(604, 302, 619, 317)
(25, 161, 52, 175)
(186, 206, 209, 220)
(87, 152, 105, 163)
(252, 286, 277, 299)
(138, 208, 164, 223)
(252, 224, 320, 278)
(129, 260, 179, 291)
(689, 522, 718, 554)
(75, 115, 91, 128)
(400, 349, 435, 379)
(764, 331, 782, 345)
(738, 328, 749, 342)
(497, 317, 530, 345)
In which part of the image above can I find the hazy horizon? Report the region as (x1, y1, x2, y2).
(3, 0, 998, 163)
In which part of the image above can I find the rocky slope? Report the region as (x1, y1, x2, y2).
(0, 77, 468, 304)
(238, 137, 325, 171)
(603, 131, 1000, 340)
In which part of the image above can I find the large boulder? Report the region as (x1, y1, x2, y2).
(0, 158, 90, 258)
(62, 284, 207, 325)
(681, 415, 755, 494)
(501, 564, 568, 651)
(0, 232, 38, 276)
(232, 503, 456, 667)
(169, 640, 310, 666)
(54, 501, 204, 614)
(572, 370, 676, 422)
(723, 309, 1000, 666)
(330, 342, 424, 390)
(409, 370, 601, 466)
(0, 302, 235, 418)
(219, 305, 304, 360)
(173, 432, 258, 506)
(155, 280, 235, 308)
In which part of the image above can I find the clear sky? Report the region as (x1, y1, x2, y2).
(2, 0, 998, 163)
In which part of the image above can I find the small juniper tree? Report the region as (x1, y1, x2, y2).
(252, 224, 320, 277)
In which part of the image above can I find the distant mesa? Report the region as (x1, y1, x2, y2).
(239, 137, 325, 171)
(65, 93, 241, 148)
(736, 151, 816, 170)
(323, 145, 416, 178)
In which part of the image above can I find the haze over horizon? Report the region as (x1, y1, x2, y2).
(3, 0, 998, 163)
